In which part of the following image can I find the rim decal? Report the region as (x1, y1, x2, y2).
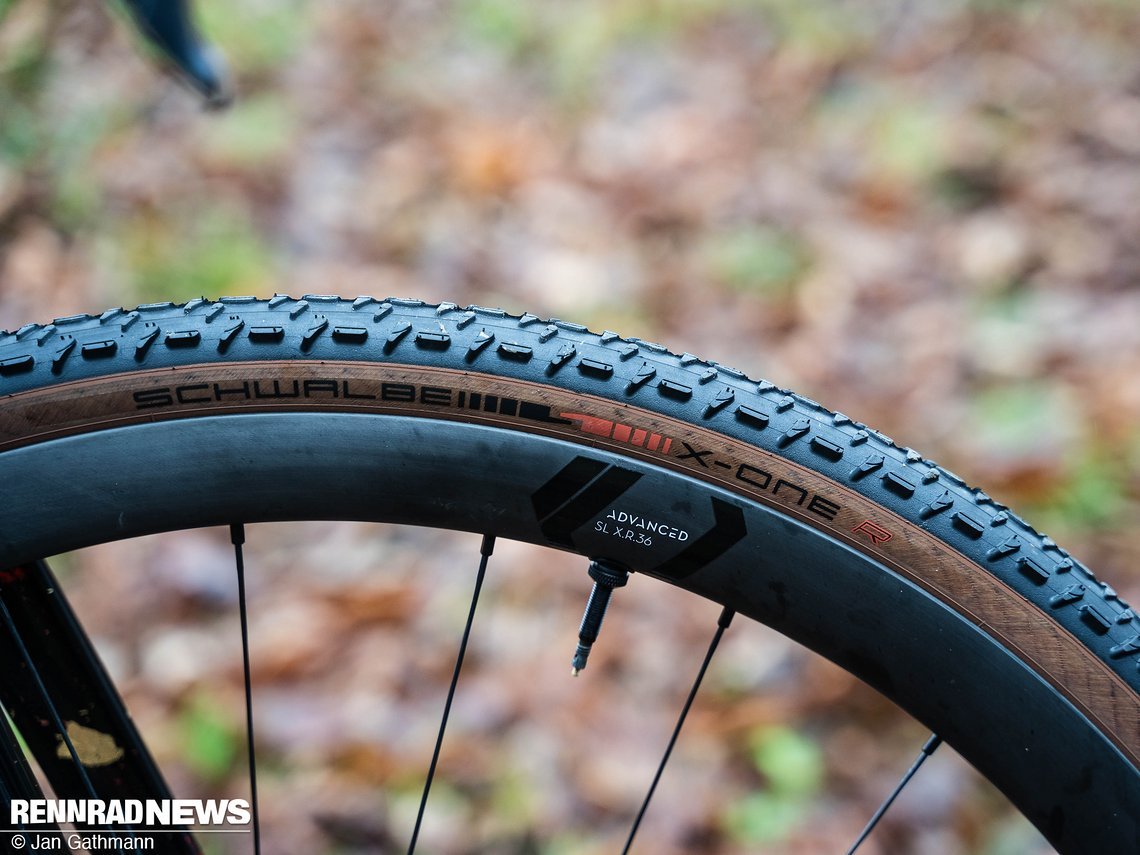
(651, 498, 747, 581)
(532, 458, 643, 549)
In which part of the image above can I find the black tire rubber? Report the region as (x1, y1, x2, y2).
(0, 295, 1137, 852)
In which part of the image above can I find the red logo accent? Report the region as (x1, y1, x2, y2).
(852, 520, 893, 545)
(0, 565, 28, 585)
(559, 413, 673, 454)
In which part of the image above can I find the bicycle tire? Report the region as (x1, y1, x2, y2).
(0, 294, 1136, 852)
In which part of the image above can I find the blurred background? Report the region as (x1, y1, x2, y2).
(2, 1, 1140, 853)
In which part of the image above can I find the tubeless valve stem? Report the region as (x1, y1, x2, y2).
(571, 560, 630, 676)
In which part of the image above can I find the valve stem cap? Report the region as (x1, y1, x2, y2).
(571, 643, 592, 676)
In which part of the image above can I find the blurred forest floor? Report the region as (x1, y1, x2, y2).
(2, 1, 1139, 853)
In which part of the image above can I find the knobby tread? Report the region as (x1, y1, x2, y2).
(1, 295, 1137, 692)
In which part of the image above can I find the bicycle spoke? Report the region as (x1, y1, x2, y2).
(0, 708, 68, 850)
(622, 606, 734, 854)
(845, 733, 942, 855)
(0, 560, 202, 853)
(231, 524, 261, 855)
(407, 534, 496, 855)
(0, 594, 97, 797)
(0, 683, 60, 836)
(0, 587, 123, 850)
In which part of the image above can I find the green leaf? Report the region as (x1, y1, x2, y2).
(1043, 449, 1128, 531)
(702, 226, 810, 296)
(179, 694, 238, 782)
(201, 94, 295, 166)
(970, 383, 1060, 459)
(749, 725, 824, 798)
(724, 792, 807, 845)
(197, 0, 308, 73)
(114, 201, 273, 303)
(0, 98, 39, 165)
(871, 102, 951, 183)
(459, 0, 538, 56)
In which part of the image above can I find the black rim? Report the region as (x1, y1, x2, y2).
(1, 411, 1136, 851)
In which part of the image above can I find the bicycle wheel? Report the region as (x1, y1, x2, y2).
(0, 295, 1136, 853)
